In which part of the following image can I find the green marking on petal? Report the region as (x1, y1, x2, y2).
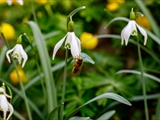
(12, 53, 19, 58)
(132, 30, 137, 36)
(65, 43, 70, 49)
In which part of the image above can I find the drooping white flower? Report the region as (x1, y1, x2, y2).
(52, 32, 81, 60)
(0, 87, 13, 120)
(121, 20, 147, 46)
(6, 44, 28, 68)
(6, 0, 23, 6)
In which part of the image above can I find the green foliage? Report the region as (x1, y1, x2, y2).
(0, 0, 160, 120)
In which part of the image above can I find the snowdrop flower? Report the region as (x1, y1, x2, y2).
(6, 0, 23, 5)
(6, 44, 28, 68)
(52, 20, 81, 60)
(0, 87, 13, 120)
(121, 8, 147, 46)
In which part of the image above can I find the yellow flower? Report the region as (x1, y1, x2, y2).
(107, 0, 125, 4)
(106, 2, 119, 12)
(35, 0, 47, 4)
(1, 23, 15, 40)
(80, 32, 98, 50)
(136, 16, 151, 30)
(106, 0, 125, 11)
(10, 66, 27, 84)
(0, 0, 5, 4)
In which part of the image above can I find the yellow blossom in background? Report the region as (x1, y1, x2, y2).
(136, 15, 151, 30)
(106, 0, 125, 11)
(1, 23, 15, 40)
(10, 66, 27, 84)
(35, 0, 47, 4)
(106, 2, 119, 12)
(108, 0, 125, 4)
(80, 32, 98, 50)
(0, 0, 5, 4)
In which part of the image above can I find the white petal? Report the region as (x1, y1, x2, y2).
(6, 0, 12, 5)
(18, 55, 22, 64)
(6, 45, 17, 63)
(17, 0, 23, 5)
(121, 27, 125, 45)
(65, 32, 72, 49)
(70, 33, 80, 57)
(121, 21, 132, 46)
(20, 45, 28, 68)
(130, 21, 138, 36)
(7, 103, 13, 120)
(76, 36, 81, 53)
(0, 88, 5, 93)
(136, 23, 148, 45)
(12, 44, 22, 63)
(0, 95, 8, 111)
(52, 34, 67, 60)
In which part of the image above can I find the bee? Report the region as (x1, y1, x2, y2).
(72, 56, 83, 75)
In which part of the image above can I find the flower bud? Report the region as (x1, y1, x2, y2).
(130, 8, 136, 20)
(17, 35, 22, 44)
(67, 20, 74, 32)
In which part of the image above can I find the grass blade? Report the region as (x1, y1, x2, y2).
(27, 21, 57, 113)
(97, 110, 115, 120)
(65, 93, 131, 120)
(117, 70, 160, 83)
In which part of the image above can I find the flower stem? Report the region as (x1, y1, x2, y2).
(30, 0, 38, 23)
(137, 37, 149, 120)
(60, 49, 68, 120)
(1, 33, 32, 120)
(23, 33, 47, 100)
(67, 6, 85, 19)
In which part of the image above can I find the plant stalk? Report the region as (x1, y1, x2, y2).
(137, 37, 149, 120)
(60, 49, 68, 120)
(2, 33, 32, 120)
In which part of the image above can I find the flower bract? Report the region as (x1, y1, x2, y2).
(52, 32, 81, 59)
(121, 20, 147, 46)
(6, 44, 28, 68)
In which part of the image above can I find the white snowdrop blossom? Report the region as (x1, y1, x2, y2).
(6, 0, 23, 5)
(52, 32, 81, 60)
(6, 44, 28, 68)
(0, 87, 13, 120)
(121, 20, 147, 46)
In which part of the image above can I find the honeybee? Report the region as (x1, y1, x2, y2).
(72, 56, 83, 75)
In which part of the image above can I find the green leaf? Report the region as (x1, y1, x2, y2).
(46, 103, 64, 120)
(27, 21, 57, 113)
(65, 93, 131, 120)
(116, 70, 160, 83)
(43, 31, 61, 39)
(80, 52, 95, 64)
(0, 46, 7, 76)
(145, 29, 160, 45)
(97, 110, 115, 120)
(105, 17, 129, 29)
(69, 116, 91, 120)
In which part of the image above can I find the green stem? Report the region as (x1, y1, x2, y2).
(26, 34, 47, 100)
(137, 37, 149, 120)
(60, 49, 68, 120)
(2, 33, 32, 120)
(155, 95, 160, 119)
(31, 0, 38, 23)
